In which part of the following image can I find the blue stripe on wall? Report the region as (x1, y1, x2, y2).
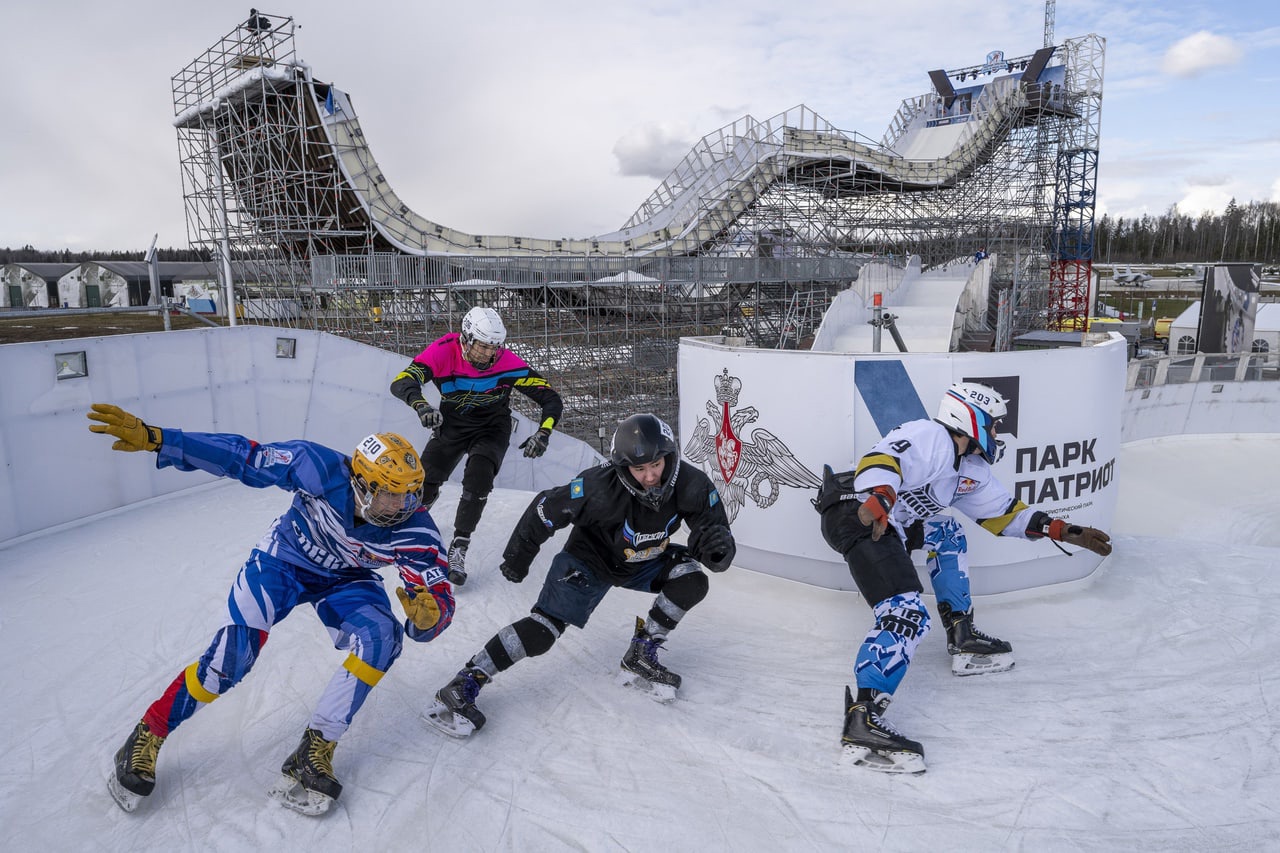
(855, 361, 929, 435)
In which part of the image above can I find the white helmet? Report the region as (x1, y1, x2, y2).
(459, 306, 506, 369)
(935, 382, 1008, 463)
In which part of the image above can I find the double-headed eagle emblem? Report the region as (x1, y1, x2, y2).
(683, 369, 822, 522)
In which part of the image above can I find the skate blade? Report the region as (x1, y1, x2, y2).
(840, 744, 926, 774)
(951, 652, 1015, 677)
(616, 669, 678, 704)
(268, 775, 334, 816)
(106, 773, 146, 813)
(421, 702, 477, 738)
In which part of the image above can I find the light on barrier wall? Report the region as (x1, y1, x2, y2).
(275, 337, 297, 359)
(54, 351, 88, 380)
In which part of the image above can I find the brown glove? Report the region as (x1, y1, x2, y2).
(396, 585, 441, 630)
(87, 403, 162, 452)
(1047, 520, 1112, 556)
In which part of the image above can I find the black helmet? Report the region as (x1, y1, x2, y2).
(610, 413, 680, 509)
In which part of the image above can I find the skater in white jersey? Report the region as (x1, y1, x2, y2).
(815, 382, 1112, 773)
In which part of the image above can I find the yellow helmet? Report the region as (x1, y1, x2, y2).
(350, 432, 425, 526)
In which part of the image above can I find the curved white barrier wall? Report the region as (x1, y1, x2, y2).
(678, 335, 1127, 594)
(1123, 381, 1280, 442)
(0, 326, 601, 543)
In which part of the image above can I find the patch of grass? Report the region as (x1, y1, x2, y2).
(0, 312, 226, 345)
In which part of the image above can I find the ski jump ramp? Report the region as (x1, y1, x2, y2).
(320, 75, 1036, 256)
(173, 28, 1067, 259)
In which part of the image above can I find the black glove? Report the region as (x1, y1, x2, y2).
(500, 560, 529, 583)
(520, 427, 552, 459)
(413, 400, 442, 429)
(688, 523, 735, 572)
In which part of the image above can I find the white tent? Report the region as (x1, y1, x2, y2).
(1168, 300, 1280, 354)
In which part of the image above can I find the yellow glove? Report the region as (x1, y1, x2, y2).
(87, 403, 163, 452)
(396, 585, 441, 631)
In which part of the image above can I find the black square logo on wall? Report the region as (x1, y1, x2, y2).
(963, 375, 1019, 437)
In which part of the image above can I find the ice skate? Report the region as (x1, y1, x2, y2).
(268, 728, 341, 816)
(839, 686, 926, 774)
(939, 603, 1014, 676)
(618, 616, 681, 703)
(423, 666, 490, 737)
(107, 720, 165, 812)
(447, 536, 469, 587)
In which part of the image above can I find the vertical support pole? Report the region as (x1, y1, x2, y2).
(209, 130, 238, 327)
(872, 292, 884, 353)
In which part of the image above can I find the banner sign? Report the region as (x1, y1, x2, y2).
(678, 336, 1126, 594)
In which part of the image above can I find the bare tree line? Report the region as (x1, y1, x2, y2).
(6, 198, 1278, 268)
(1097, 199, 1280, 266)
(0, 246, 211, 264)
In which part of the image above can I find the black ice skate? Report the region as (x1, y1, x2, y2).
(268, 728, 341, 816)
(618, 616, 681, 703)
(107, 720, 165, 812)
(447, 536, 470, 587)
(423, 666, 490, 738)
(939, 602, 1014, 676)
(840, 686, 926, 774)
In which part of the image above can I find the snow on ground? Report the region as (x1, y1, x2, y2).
(2, 435, 1279, 851)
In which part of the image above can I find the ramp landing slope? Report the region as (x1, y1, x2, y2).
(172, 15, 1081, 259)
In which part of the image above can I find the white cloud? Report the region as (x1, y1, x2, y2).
(1177, 185, 1234, 216)
(612, 122, 697, 180)
(1160, 31, 1242, 77)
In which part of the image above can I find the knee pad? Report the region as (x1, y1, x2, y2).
(854, 592, 932, 696)
(648, 564, 708, 631)
(660, 565, 709, 612)
(480, 612, 563, 671)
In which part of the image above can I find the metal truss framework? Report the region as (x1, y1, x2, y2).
(172, 13, 1104, 443)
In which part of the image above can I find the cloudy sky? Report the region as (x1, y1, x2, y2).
(2, 0, 1278, 252)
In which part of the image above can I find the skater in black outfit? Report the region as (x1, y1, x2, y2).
(424, 413, 736, 736)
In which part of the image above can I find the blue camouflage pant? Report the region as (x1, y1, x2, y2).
(143, 550, 403, 742)
(923, 517, 971, 613)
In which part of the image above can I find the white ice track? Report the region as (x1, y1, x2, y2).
(312, 69, 1035, 257)
(3, 435, 1280, 850)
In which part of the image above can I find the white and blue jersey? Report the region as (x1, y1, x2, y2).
(140, 429, 454, 743)
(156, 430, 449, 592)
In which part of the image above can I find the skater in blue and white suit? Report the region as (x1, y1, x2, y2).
(89, 403, 454, 815)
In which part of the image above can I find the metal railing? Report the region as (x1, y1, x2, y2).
(1127, 351, 1280, 390)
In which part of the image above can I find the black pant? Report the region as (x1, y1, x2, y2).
(421, 418, 511, 535)
(819, 501, 922, 606)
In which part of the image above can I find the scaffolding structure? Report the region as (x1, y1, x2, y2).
(172, 12, 1103, 444)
